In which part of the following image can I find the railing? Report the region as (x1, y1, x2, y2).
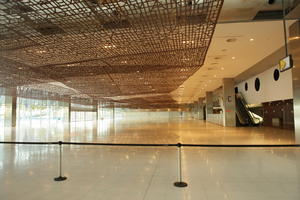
(1, 141, 300, 188)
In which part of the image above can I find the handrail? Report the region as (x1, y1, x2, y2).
(236, 93, 261, 125)
(1, 141, 300, 147)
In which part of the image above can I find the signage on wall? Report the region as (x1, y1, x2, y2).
(279, 55, 293, 72)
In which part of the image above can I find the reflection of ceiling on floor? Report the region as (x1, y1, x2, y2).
(0, 0, 223, 108)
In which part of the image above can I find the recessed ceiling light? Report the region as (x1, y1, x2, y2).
(182, 40, 194, 44)
(289, 36, 300, 41)
(104, 45, 116, 48)
(231, 56, 236, 60)
(221, 67, 224, 70)
(182, 58, 190, 61)
(249, 38, 254, 42)
(137, 70, 140, 73)
(18, 67, 23, 70)
(36, 50, 46, 54)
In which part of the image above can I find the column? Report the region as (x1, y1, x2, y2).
(11, 96, 17, 127)
(205, 91, 213, 120)
(290, 20, 300, 142)
(198, 98, 205, 120)
(222, 78, 236, 127)
(193, 101, 198, 118)
(68, 101, 71, 123)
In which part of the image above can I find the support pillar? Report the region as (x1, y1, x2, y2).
(193, 101, 198, 118)
(68, 101, 71, 124)
(198, 98, 205, 120)
(222, 78, 236, 127)
(11, 96, 17, 127)
(290, 20, 300, 142)
(205, 92, 213, 120)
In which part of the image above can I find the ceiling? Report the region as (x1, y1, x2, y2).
(172, 19, 296, 103)
(0, 0, 299, 108)
(0, 0, 223, 108)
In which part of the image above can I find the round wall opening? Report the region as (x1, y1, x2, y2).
(255, 78, 260, 91)
(273, 69, 280, 81)
(245, 82, 248, 91)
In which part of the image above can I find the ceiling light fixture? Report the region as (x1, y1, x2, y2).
(104, 44, 116, 48)
(36, 50, 46, 54)
(182, 40, 194, 44)
(289, 36, 300, 41)
(249, 38, 254, 42)
(231, 56, 236, 60)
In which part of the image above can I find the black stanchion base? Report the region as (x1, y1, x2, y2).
(54, 176, 67, 181)
(174, 181, 188, 187)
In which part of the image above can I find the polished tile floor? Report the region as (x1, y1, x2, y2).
(0, 117, 296, 144)
(1, 118, 299, 200)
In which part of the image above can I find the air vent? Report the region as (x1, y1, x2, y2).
(102, 20, 131, 30)
(226, 38, 237, 43)
(35, 22, 65, 35)
(253, 10, 283, 20)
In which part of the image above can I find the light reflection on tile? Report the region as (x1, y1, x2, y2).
(0, 118, 299, 199)
(0, 118, 296, 144)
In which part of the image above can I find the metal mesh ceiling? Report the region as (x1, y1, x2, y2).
(0, 0, 223, 108)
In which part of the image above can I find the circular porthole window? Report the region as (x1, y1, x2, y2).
(235, 87, 238, 93)
(255, 78, 260, 91)
(273, 69, 280, 81)
(245, 82, 248, 91)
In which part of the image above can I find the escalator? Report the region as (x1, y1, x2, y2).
(236, 93, 263, 126)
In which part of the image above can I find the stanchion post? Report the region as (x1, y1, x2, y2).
(54, 141, 67, 181)
(174, 143, 188, 187)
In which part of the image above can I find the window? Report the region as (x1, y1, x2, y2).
(235, 87, 239, 93)
(245, 82, 248, 91)
(255, 78, 260, 91)
(273, 69, 280, 81)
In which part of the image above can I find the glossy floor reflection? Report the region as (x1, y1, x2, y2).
(0, 117, 296, 144)
(0, 145, 299, 200)
(0, 118, 299, 200)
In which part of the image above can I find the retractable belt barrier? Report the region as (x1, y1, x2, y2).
(1, 141, 300, 187)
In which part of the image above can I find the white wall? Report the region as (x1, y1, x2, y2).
(236, 65, 293, 104)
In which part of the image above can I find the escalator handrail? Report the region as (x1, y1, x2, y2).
(236, 93, 260, 125)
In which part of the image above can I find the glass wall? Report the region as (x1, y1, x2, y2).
(71, 111, 96, 122)
(17, 97, 68, 128)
